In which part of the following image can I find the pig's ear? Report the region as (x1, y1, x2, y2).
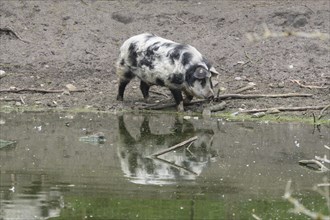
(209, 66, 219, 76)
(194, 67, 211, 79)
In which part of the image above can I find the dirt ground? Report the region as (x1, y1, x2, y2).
(0, 0, 329, 117)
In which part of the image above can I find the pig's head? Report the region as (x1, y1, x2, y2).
(185, 66, 219, 99)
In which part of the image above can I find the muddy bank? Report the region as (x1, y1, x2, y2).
(0, 0, 329, 117)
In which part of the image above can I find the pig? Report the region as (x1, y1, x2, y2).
(116, 33, 219, 111)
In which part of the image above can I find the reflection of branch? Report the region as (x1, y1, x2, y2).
(150, 136, 198, 157)
(152, 157, 198, 176)
(284, 180, 330, 220)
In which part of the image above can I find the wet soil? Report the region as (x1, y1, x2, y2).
(0, 0, 329, 116)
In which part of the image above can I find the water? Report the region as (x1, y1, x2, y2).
(0, 112, 329, 220)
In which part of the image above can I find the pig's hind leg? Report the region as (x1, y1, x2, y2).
(140, 81, 151, 102)
(116, 68, 135, 101)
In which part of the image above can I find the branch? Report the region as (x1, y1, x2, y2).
(0, 88, 86, 93)
(234, 82, 256, 93)
(246, 23, 330, 42)
(291, 80, 328, 89)
(299, 159, 329, 173)
(150, 136, 198, 157)
(141, 93, 313, 110)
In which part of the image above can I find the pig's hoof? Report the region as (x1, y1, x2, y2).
(176, 102, 184, 112)
(116, 95, 123, 101)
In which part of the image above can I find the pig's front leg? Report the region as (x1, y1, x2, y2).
(170, 89, 184, 112)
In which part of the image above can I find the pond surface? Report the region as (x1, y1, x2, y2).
(0, 112, 329, 220)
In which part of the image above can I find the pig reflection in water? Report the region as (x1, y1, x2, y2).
(117, 115, 218, 185)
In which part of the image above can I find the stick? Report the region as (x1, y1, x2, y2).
(234, 83, 256, 93)
(150, 136, 198, 157)
(0, 26, 30, 43)
(0, 88, 86, 93)
(318, 104, 330, 120)
(239, 105, 328, 114)
(291, 80, 328, 89)
(19, 96, 25, 104)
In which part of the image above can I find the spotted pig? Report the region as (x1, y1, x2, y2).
(116, 33, 219, 111)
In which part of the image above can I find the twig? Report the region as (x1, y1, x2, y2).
(239, 105, 328, 114)
(80, 0, 89, 5)
(0, 88, 86, 93)
(252, 214, 262, 220)
(299, 159, 329, 173)
(234, 83, 256, 93)
(19, 96, 25, 105)
(291, 80, 328, 89)
(176, 16, 187, 24)
(303, 4, 315, 13)
(0, 26, 30, 43)
(318, 104, 330, 120)
(85, 49, 97, 56)
(315, 155, 330, 164)
(150, 136, 198, 157)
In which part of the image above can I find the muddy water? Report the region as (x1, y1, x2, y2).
(0, 112, 329, 220)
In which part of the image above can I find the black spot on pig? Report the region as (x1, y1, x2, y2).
(156, 78, 165, 86)
(128, 42, 138, 67)
(168, 45, 186, 64)
(139, 58, 154, 69)
(138, 42, 161, 70)
(124, 70, 135, 79)
(181, 52, 192, 66)
(169, 73, 184, 84)
(185, 65, 198, 86)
